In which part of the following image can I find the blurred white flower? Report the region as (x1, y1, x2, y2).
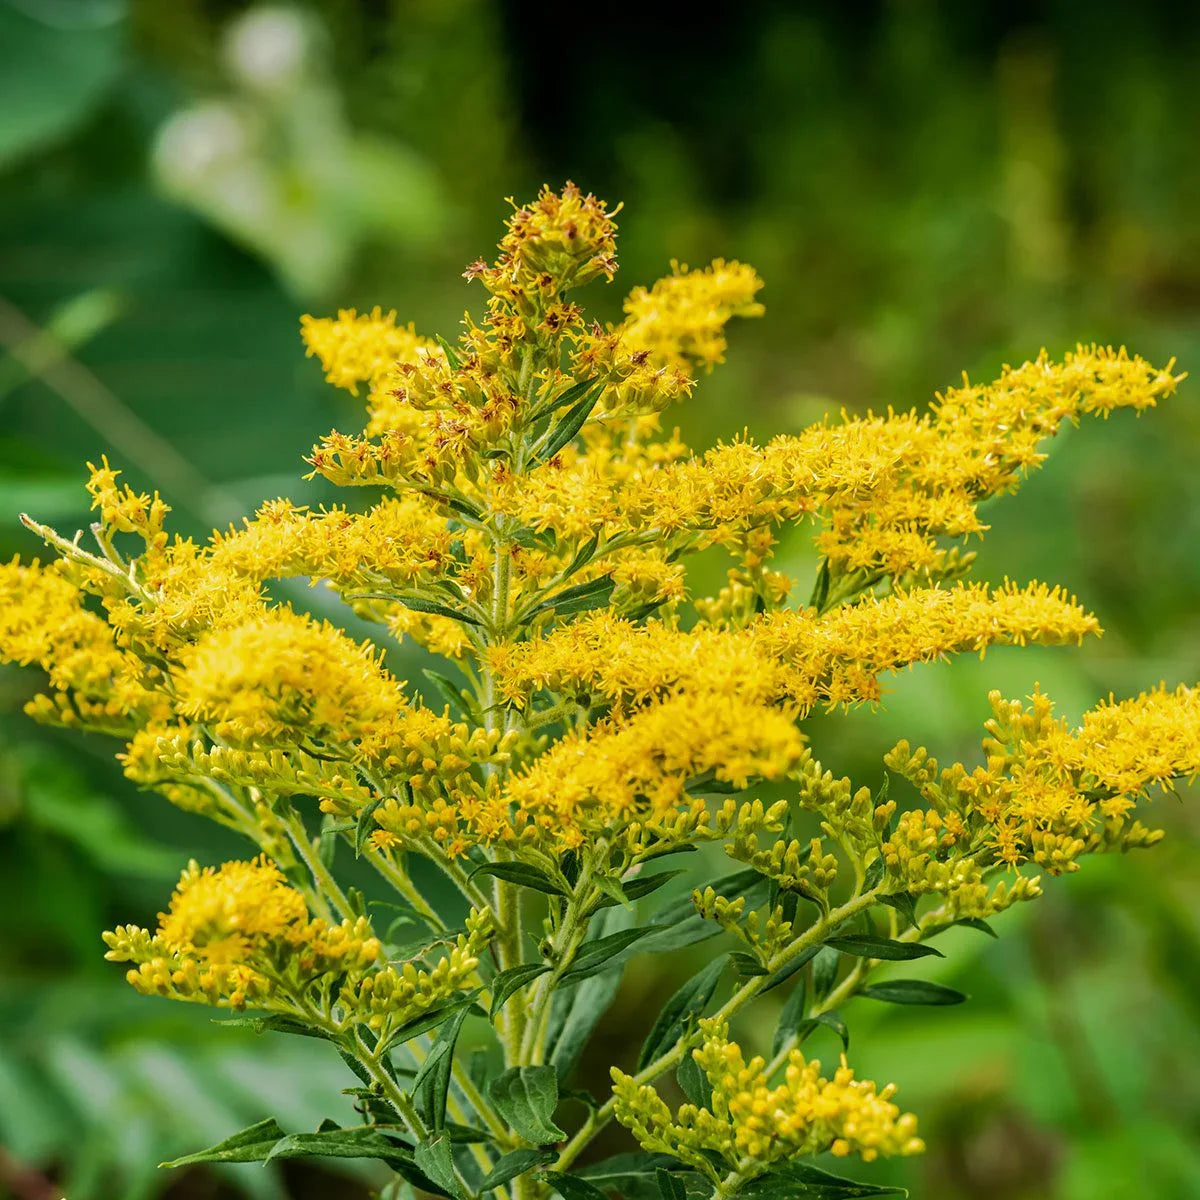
(223, 6, 310, 95)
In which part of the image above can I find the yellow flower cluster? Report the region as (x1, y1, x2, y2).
(884, 684, 1200, 881)
(612, 1020, 922, 1180)
(103, 858, 493, 1033)
(618, 259, 764, 373)
(300, 306, 435, 394)
(103, 858, 381, 1011)
(489, 581, 1098, 717)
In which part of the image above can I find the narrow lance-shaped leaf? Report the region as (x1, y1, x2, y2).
(638, 954, 729, 1069)
(825, 934, 944, 961)
(860, 979, 967, 1006)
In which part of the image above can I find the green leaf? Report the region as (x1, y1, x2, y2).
(414, 1132, 465, 1200)
(214, 1014, 332, 1042)
(730, 952, 769, 977)
(862, 855, 886, 891)
(638, 955, 728, 1070)
(355, 796, 384, 858)
(760, 945, 819, 995)
(879, 891, 919, 930)
(861, 980, 968, 1006)
(385, 991, 480, 1051)
(676, 1053, 712, 1109)
(658, 1167, 689, 1200)
(413, 1002, 473, 1130)
(589, 871, 632, 910)
(487, 1066, 566, 1144)
(797, 1010, 849, 1051)
(468, 861, 568, 896)
(422, 668, 478, 719)
(532, 573, 616, 618)
(826, 935, 944, 961)
(772, 978, 807, 1058)
(436, 334, 463, 370)
(491, 964, 551, 1017)
(264, 1124, 412, 1165)
(560, 927, 655, 985)
(563, 531, 601, 577)
(479, 1148, 555, 1192)
(394, 593, 484, 626)
(621, 870, 687, 903)
(529, 375, 602, 423)
(809, 557, 831, 611)
(534, 382, 605, 459)
(741, 1159, 907, 1197)
(547, 964, 624, 1077)
(540, 1171, 611, 1200)
(445, 1122, 494, 1144)
(954, 916, 999, 938)
(160, 1117, 285, 1167)
(812, 945, 841, 1000)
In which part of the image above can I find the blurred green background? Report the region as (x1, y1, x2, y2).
(1, 1, 1197, 1197)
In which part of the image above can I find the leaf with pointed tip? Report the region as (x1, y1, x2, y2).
(657, 1167, 689, 1200)
(798, 1010, 849, 1051)
(414, 1133, 465, 1200)
(741, 1159, 907, 1197)
(676, 1052, 712, 1109)
(954, 916, 999, 938)
(560, 927, 655, 985)
(264, 1125, 412, 1165)
(638, 955, 728, 1070)
(468, 861, 567, 896)
(772, 978, 807, 1058)
(491, 963, 552, 1017)
(160, 1118, 285, 1167)
(355, 796, 384, 858)
(532, 573, 615, 618)
(761, 945, 819, 995)
(826, 935, 944, 961)
(529, 375, 602, 423)
(488, 1065, 566, 1144)
(540, 1171, 611, 1200)
(478, 1148, 555, 1193)
(534, 382, 605, 460)
(413, 1002, 473, 1130)
(811, 945, 841, 1000)
(861, 980, 967, 1006)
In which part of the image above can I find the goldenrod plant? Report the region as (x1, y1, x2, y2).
(1, 184, 1195, 1200)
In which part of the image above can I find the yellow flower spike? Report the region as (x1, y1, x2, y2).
(300, 307, 437, 395)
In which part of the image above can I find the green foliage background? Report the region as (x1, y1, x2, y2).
(0, 1, 1197, 1197)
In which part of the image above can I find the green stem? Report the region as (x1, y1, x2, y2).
(364, 846, 449, 933)
(281, 807, 355, 922)
(551, 887, 882, 1174)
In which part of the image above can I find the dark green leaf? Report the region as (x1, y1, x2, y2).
(879, 891, 919, 930)
(861, 980, 967, 1006)
(862, 855, 885, 891)
(676, 1052, 712, 1108)
(529, 375, 602, 423)
(547, 964, 623, 1077)
(413, 1002, 473, 1130)
(638, 955, 728, 1070)
(533, 573, 615, 618)
(741, 1158, 907, 1198)
(761, 944, 819, 995)
(826, 935, 944, 961)
(560, 927, 655, 985)
(395, 593, 483, 626)
(422, 668, 476, 718)
(540, 1171, 611, 1200)
(445, 1122, 494, 1144)
(160, 1118, 285, 1167)
(592, 870, 684, 910)
(491, 963, 551, 1017)
(487, 1066, 566, 1144)
(955, 916, 999, 938)
(731, 952, 769, 977)
(385, 990, 479, 1052)
(798, 1010, 849, 1051)
(414, 1133, 465, 1200)
(479, 1148, 555, 1192)
(809, 557, 831, 611)
(355, 796, 384, 858)
(534, 383, 605, 461)
(772, 977, 807, 1058)
(563, 532, 601, 577)
(468, 861, 568, 896)
(658, 1167, 689, 1200)
(812, 946, 840, 1000)
(264, 1125, 412, 1165)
